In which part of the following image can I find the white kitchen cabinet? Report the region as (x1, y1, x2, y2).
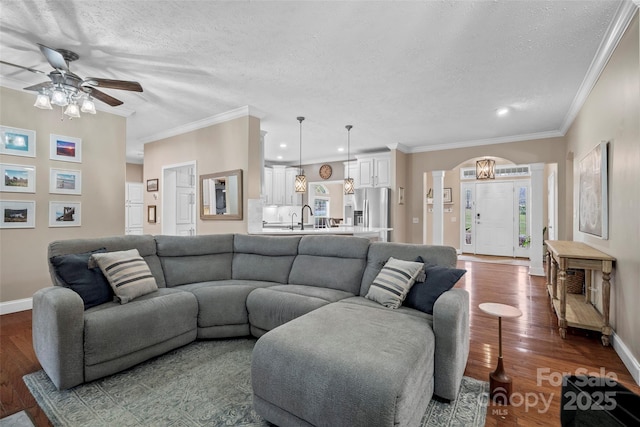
(272, 165, 286, 205)
(356, 153, 390, 188)
(264, 166, 302, 206)
(264, 167, 273, 205)
(125, 182, 144, 235)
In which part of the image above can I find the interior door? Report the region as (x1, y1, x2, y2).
(162, 162, 196, 236)
(475, 181, 514, 257)
(175, 166, 195, 236)
(547, 172, 557, 240)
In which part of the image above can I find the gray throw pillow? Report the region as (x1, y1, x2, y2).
(50, 248, 113, 309)
(89, 249, 158, 304)
(365, 257, 424, 309)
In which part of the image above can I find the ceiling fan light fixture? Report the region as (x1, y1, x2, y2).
(51, 88, 68, 106)
(64, 102, 81, 118)
(34, 92, 52, 109)
(80, 97, 96, 114)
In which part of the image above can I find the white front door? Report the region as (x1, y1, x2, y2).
(474, 181, 514, 257)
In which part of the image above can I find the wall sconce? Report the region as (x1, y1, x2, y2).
(476, 159, 496, 180)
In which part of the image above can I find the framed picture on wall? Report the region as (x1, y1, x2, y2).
(50, 134, 82, 163)
(49, 201, 81, 227)
(147, 179, 159, 192)
(1, 163, 36, 193)
(50, 168, 81, 195)
(579, 141, 608, 239)
(443, 187, 453, 203)
(148, 205, 157, 223)
(0, 126, 36, 158)
(1, 200, 36, 228)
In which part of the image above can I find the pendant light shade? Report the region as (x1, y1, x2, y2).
(476, 158, 496, 180)
(344, 125, 354, 194)
(296, 116, 307, 193)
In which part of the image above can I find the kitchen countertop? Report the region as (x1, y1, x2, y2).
(251, 226, 392, 235)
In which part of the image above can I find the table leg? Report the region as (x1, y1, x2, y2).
(585, 269, 592, 304)
(545, 251, 551, 288)
(551, 258, 558, 300)
(489, 316, 512, 404)
(601, 261, 613, 346)
(558, 261, 567, 339)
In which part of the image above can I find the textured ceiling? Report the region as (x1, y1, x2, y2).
(0, 1, 628, 164)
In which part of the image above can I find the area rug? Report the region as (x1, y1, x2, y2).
(24, 339, 488, 427)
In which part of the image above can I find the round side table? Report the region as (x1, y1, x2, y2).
(479, 302, 523, 403)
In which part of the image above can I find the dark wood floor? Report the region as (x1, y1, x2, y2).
(1, 260, 638, 426)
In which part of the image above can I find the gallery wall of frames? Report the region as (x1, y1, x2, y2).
(1, 125, 83, 228)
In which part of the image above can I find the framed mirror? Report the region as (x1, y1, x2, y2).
(200, 169, 243, 220)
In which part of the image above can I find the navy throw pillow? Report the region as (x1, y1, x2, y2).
(403, 257, 466, 315)
(50, 248, 113, 309)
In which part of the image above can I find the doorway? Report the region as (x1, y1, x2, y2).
(162, 161, 196, 236)
(460, 180, 531, 257)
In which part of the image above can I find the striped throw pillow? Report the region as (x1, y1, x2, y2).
(89, 249, 158, 304)
(365, 257, 425, 309)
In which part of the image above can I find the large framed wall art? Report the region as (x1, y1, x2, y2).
(578, 141, 608, 239)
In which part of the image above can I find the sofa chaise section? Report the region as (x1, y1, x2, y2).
(252, 301, 436, 427)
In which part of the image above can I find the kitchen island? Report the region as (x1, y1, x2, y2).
(250, 226, 392, 241)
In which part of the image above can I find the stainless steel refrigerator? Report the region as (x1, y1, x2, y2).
(353, 187, 390, 241)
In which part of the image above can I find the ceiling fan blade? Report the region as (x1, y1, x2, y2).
(0, 60, 47, 75)
(23, 81, 53, 92)
(85, 78, 143, 92)
(38, 43, 68, 71)
(87, 87, 123, 106)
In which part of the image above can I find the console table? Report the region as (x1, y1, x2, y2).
(545, 240, 615, 346)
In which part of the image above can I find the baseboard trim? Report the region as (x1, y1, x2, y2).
(529, 266, 546, 276)
(0, 298, 32, 315)
(612, 331, 640, 387)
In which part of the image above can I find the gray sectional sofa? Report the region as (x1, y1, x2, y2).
(34, 233, 470, 427)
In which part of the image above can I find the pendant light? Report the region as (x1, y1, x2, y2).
(295, 116, 307, 193)
(344, 125, 354, 194)
(476, 158, 496, 180)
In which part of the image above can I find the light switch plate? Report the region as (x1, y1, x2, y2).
(412, 217, 419, 224)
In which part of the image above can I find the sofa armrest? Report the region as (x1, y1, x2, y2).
(32, 286, 85, 390)
(432, 288, 470, 400)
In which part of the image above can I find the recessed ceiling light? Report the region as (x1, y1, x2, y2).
(279, 143, 287, 148)
(277, 155, 283, 160)
(496, 107, 510, 117)
(338, 147, 344, 152)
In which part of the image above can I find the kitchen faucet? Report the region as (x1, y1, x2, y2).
(301, 204, 313, 230)
(290, 212, 297, 230)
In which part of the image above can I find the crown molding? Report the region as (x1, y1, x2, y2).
(137, 105, 265, 145)
(387, 143, 411, 153)
(0, 77, 135, 117)
(559, 0, 638, 134)
(408, 130, 564, 153)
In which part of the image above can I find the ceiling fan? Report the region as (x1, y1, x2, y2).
(0, 43, 142, 115)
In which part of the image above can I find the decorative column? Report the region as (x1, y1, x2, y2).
(529, 163, 545, 276)
(431, 170, 445, 245)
